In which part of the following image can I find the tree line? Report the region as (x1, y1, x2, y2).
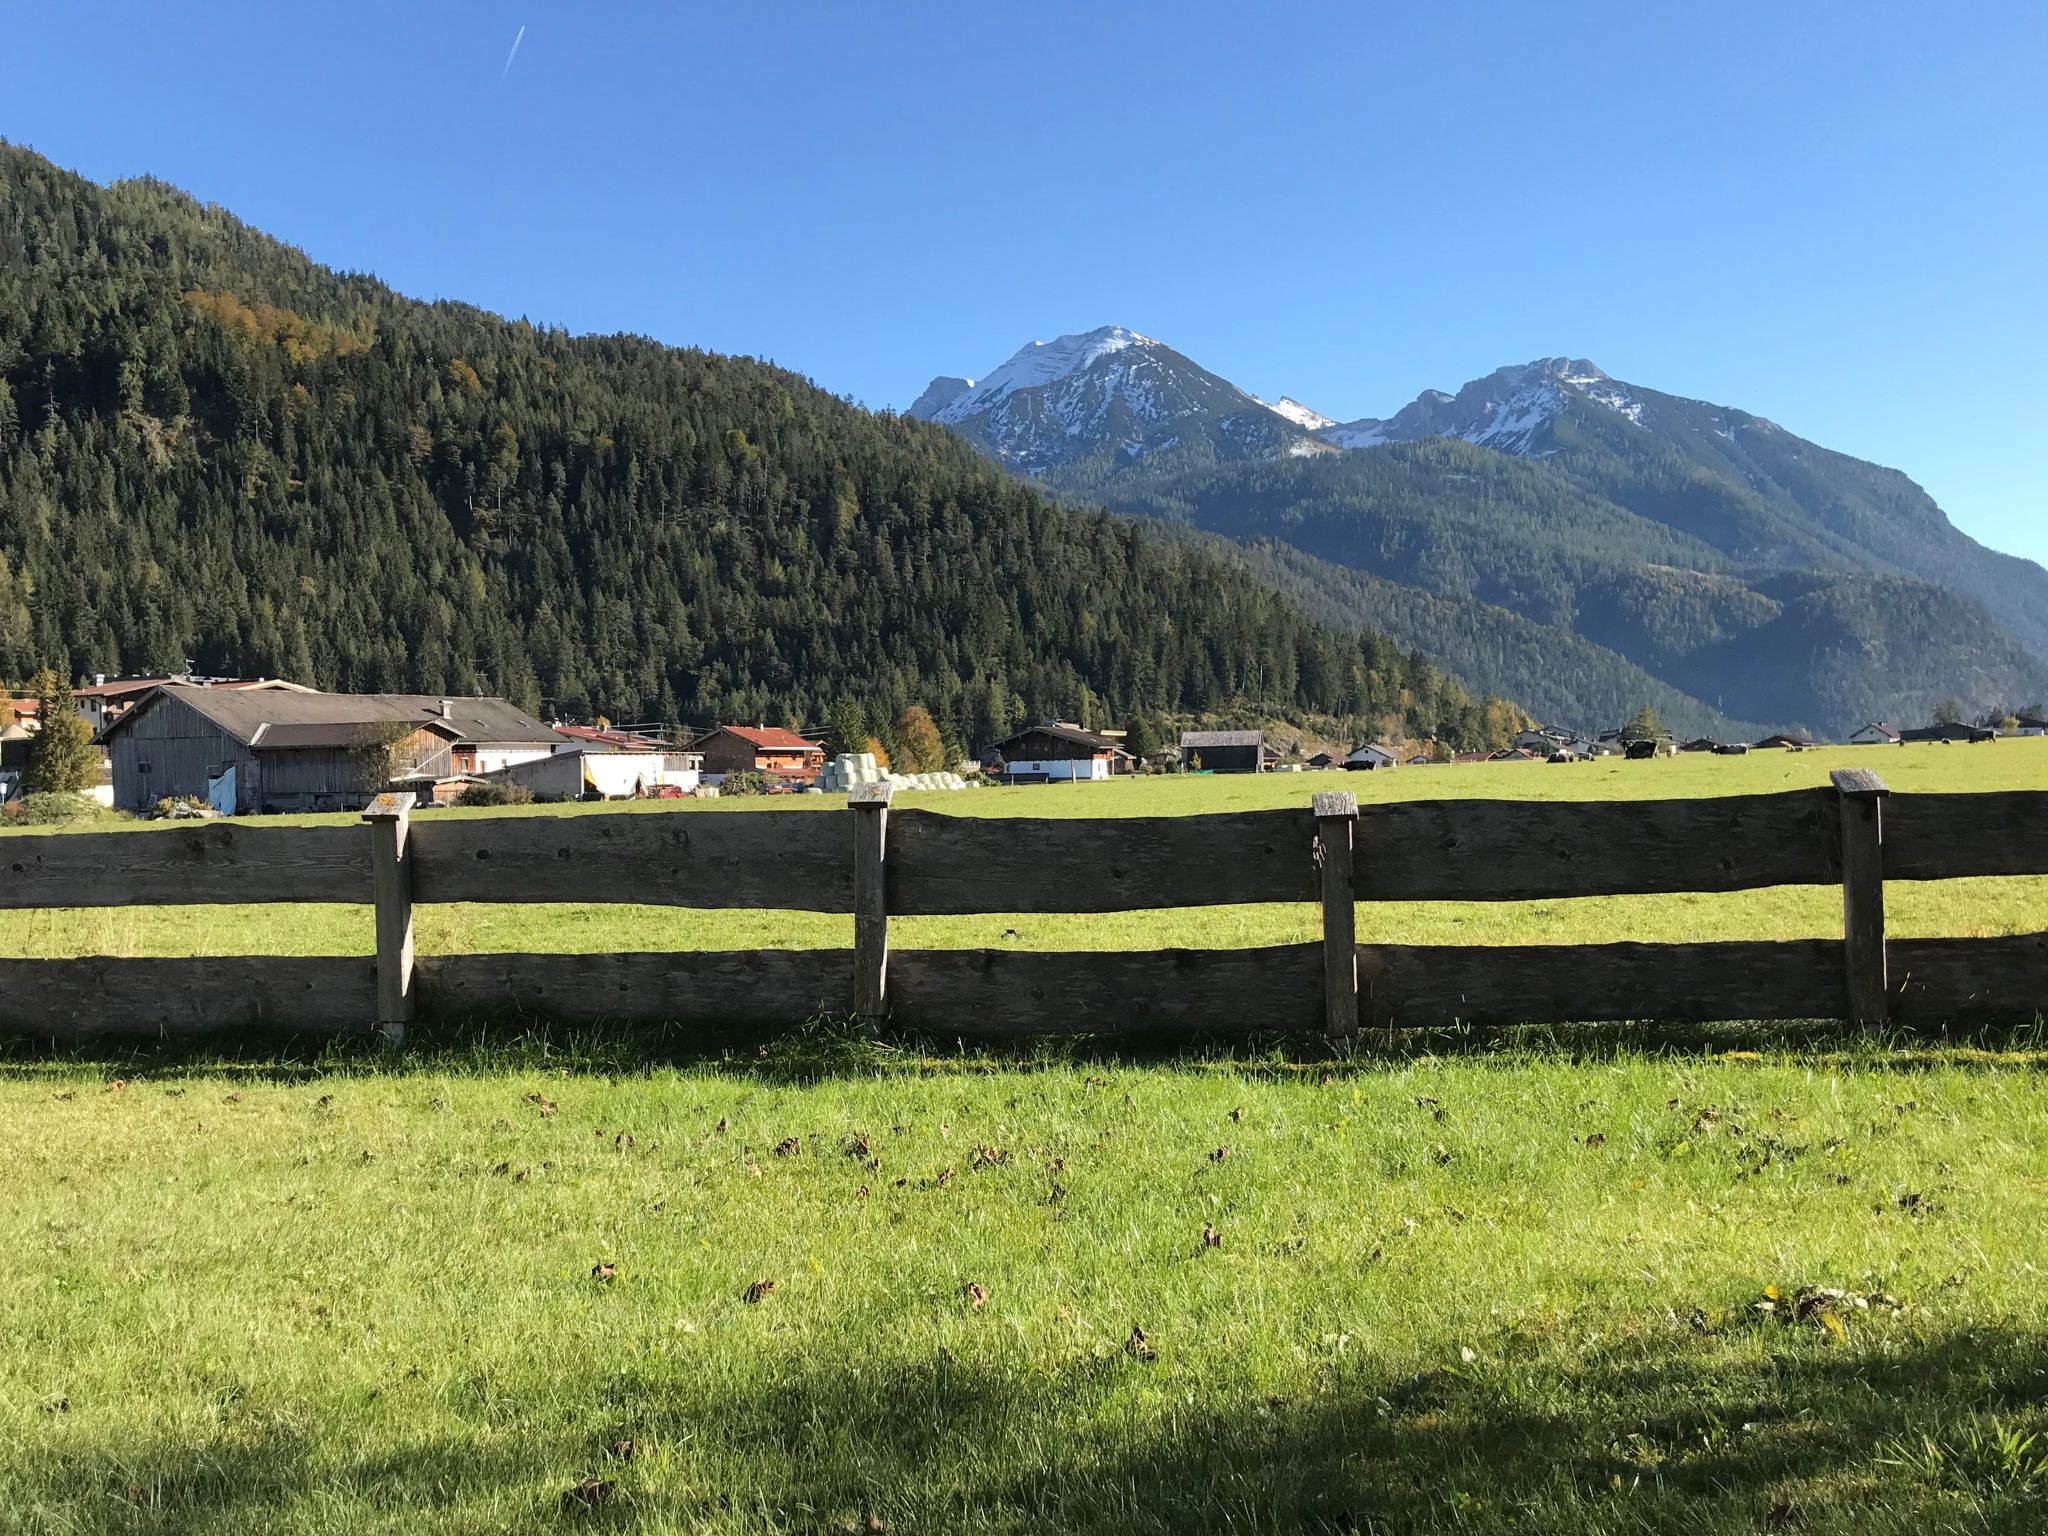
(0, 144, 1524, 755)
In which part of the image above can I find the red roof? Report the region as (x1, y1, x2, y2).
(706, 724, 821, 752)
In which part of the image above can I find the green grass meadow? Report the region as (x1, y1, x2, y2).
(3, 740, 2045, 1533)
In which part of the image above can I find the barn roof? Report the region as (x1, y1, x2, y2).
(101, 685, 562, 750)
(1180, 730, 1264, 749)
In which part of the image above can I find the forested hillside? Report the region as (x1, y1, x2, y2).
(0, 145, 1520, 749)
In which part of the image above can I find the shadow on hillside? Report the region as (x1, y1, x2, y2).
(3, 1009, 2042, 1083)
(17, 1326, 2048, 1533)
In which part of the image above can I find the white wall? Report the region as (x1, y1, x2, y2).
(1004, 757, 1108, 781)
(472, 744, 560, 773)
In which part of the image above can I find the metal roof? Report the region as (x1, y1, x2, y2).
(1180, 730, 1264, 748)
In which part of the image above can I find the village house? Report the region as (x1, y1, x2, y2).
(1343, 743, 1398, 771)
(688, 724, 828, 781)
(1753, 732, 1815, 750)
(1848, 723, 1902, 745)
(2013, 716, 2048, 737)
(98, 685, 566, 814)
(1179, 729, 1265, 774)
(986, 723, 1125, 783)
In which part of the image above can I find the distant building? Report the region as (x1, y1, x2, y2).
(1679, 736, 1724, 753)
(2013, 716, 2048, 738)
(1180, 730, 1264, 774)
(1848, 723, 1902, 745)
(986, 724, 1124, 783)
(98, 685, 566, 814)
(1753, 732, 1815, 750)
(1343, 743, 1398, 771)
(689, 725, 827, 779)
(1900, 723, 1996, 744)
(1306, 751, 1338, 770)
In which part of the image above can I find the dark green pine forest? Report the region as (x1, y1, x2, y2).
(0, 145, 1519, 747)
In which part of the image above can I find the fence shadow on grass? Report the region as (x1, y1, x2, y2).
(16, 1326, 2047, 1534)
(3, 1009, 2044, 1086)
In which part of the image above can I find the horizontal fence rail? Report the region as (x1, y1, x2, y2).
(1, 773, 2044, 1042)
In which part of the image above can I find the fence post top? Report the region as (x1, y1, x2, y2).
(362, 791, 418, 821)
(1312, 790, 1359, 819)
(1830, 768, 1890, 798)
(849, 782, 894, 807)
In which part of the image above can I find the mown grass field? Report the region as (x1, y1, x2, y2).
(8, 739, 2048, 961)
(2, 1034, 2046, 1534)
(4, 741, 2044, 1533)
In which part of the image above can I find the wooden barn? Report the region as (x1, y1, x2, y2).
(99, 686, 565, 814)
(1179, 730, 1265, 774)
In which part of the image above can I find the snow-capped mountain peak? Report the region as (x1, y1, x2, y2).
(904, 325, 1302, 472)
(923, 325, 1154, 426)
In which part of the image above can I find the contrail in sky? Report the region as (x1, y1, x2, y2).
(500, 24, 525, 80)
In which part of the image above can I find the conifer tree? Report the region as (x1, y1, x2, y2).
(23, 667, 98, 794)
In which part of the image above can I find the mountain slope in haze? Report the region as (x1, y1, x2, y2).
(0, 145, 1520, 751)
(907, 326, 1314, 473)
(926, 329, 2048, 735)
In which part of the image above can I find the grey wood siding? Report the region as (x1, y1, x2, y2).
(108, 699, 247, 811)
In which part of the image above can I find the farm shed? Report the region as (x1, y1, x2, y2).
(99, 686, 565, 814)
(1849, 723, 1902, 745)
(987, 724, 1124, 783)
(1180, 730, 1264, 774)
(1901, 723, 1996, 744)
(478, 746, 702, 800)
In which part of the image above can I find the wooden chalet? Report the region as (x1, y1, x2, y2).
(987, 723, 1126, 783)
(690, 725, 827, 778)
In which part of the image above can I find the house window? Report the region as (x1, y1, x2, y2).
(136, 762, 152, 775)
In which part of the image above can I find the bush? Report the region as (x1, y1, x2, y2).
(453, 782, 534, 807)
(720, 769, 769, 797)
(2, 792, 116, 826)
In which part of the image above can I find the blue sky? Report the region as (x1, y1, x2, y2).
(11, 1, 2046, 563)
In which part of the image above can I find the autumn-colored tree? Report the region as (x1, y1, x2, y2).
(862, 735, 891, 771)
(893, 705, 945, 772)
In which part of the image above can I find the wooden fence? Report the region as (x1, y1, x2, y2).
(2, 770, 2044, 1042)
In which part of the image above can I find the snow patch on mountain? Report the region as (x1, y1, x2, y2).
(1260, 396, 1336, 430)
(1317, 358, 1648, 455)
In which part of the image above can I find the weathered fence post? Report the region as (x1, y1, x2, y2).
(1313, 790, 1360, 1036)
(850, 782, 893, 1029)
(1831, 768, 1889, 1027)
(362, 791, 417, 1044)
